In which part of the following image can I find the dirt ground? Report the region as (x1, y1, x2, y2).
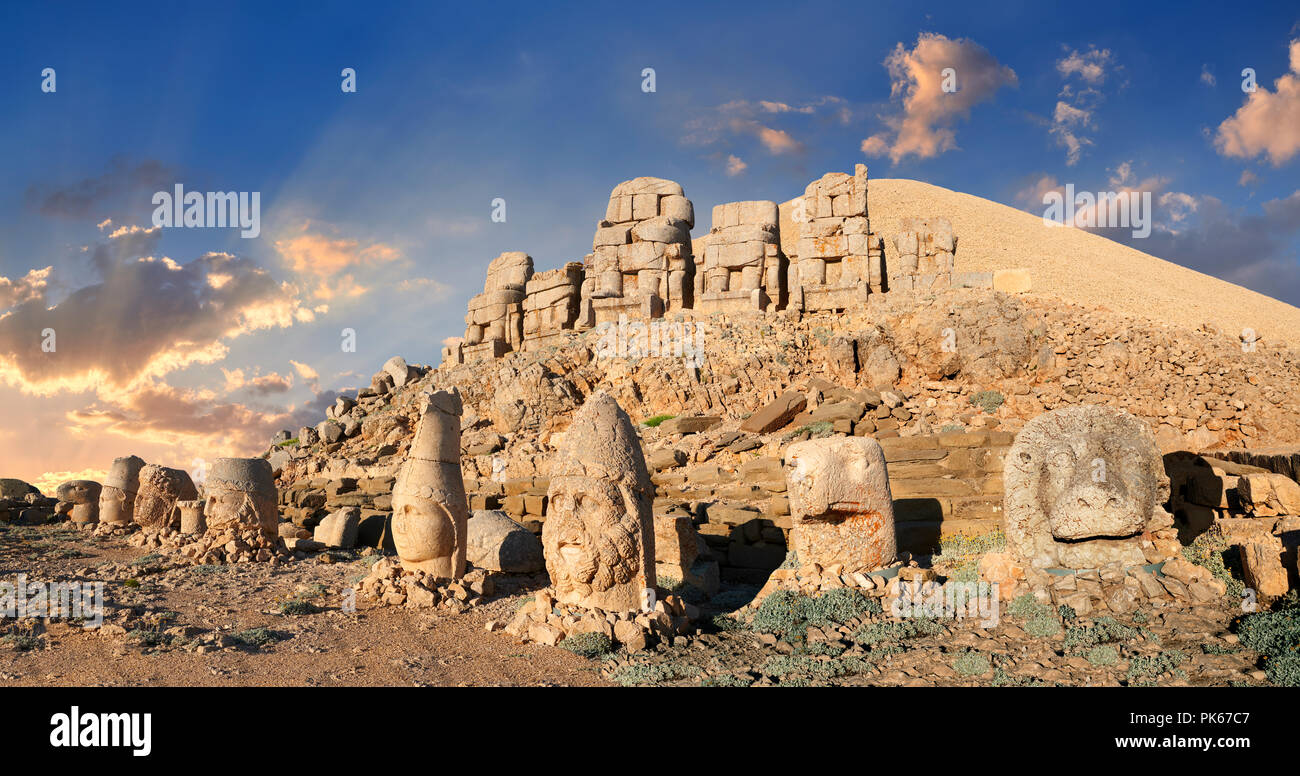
(0, 522, 1274, 688)
(0, 523, 610, 687)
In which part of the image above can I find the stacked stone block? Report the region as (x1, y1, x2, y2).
(892, 217, 956, 291)
(521, 261, 584, 350)
(581, 177, 695, 327)
(789, 164, 884, 313)
(462, 251, 534, 363)
(696, 200, 785, 314)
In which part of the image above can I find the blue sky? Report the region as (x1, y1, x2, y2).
(1, 0, 1298, 487)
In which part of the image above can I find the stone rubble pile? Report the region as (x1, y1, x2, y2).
(357, 555, 495, 611)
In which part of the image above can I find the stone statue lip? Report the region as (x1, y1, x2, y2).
(807, 503, 873, 520)
(1051, 531, 1144, 544)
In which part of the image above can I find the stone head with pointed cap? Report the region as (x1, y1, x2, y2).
(543, 391, 655, 612)
(391, 389, 469, 578)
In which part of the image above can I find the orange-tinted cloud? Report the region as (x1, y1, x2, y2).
(0, 249, 311, 396)
(1215, 40, 1300, 166)
(861, 33, 1017, 163)
(274, 222, 400, 278)
(0, 267, 52, 309)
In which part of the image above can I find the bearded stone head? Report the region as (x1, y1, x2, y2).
(1005, 405, 1171, 569)
(543, 392, 654, 612)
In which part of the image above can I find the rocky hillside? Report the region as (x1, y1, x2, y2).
(268, 285, 1300, 574)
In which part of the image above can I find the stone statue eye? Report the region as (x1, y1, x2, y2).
(1050, 449, 1074, 468)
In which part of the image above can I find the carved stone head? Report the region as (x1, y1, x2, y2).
(204, 458, 278, 537)
(784, 437, 896, 573)
(133, 464, 198, 531)
(56, 480, 102, 525)
(99, 455, 146, 527)
(390, 390, 469, 578)
(1005, 405, 1171, 568)
(544, 392, 655, 612)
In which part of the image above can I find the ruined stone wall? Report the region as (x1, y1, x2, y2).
(445, 168, 980, 367)
(521, 262, 584, 350)
(891, 217, 955, 292)
(449, 430, 1009, 584)
(460, 251, 534, 363)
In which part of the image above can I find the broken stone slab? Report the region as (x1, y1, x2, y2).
(1237, 473, 1300, 516)
(314, 506, 361, 549)
(658, 415, 721, 435)
(647, 448, 686, 471)
(993, 269, 1031, 294)
(466, 509, 544, 573)
(741, 391, 807, 434)
(1240, 540, 1289, 600)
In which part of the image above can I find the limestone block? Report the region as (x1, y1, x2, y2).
(994, 269, 1032, 294)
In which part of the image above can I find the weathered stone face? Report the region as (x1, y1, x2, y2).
(133, 465, 198, 531)
(390, 390, 469, 578)
(1005, 406, 1173, 569)
(543, 391, 655, 612)
(783, 437, 896, 573)
(56, 480, 102, 525)
(99, 455, 146, 526)
(203, 458, 278, 537)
